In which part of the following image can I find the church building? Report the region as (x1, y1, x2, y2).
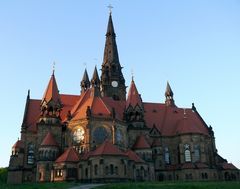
(7, 12, 239, 184)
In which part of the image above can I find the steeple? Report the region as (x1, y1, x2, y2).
(165, 81, 175, 107)
(40, 72, 62, 118)
(100, 12, 126, 101)
(81, 69, 90, 93)
(91, 66, 100, 97)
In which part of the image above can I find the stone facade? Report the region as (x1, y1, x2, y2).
(7, 13, 239, 184)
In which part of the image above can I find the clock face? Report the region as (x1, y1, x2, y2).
(93, 127, 108, 144)
(73, 127, 85, 143)
(111, 81, 118, 87)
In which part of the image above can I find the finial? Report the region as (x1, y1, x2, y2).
(192, 103, 196, 111)
(107, 4, 113, 14)
(27, 89, 30, 99)
(52, 61, 56, 75)
(131, 69, 134, 81)
(83, 62, 87, 69)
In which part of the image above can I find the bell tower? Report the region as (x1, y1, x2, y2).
(100, 12, 126, 101)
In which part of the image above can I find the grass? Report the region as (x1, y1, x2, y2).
(0, 182, 79, 189)
(94, 181, 240, 189)
(0, 167, 79, 189)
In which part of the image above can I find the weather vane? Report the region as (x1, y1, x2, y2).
(107, 4, 113, 14)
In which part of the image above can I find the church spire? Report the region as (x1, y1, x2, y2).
(165, 81, 175, 107)
(100, 12, 126, 101)
(81, 68, 90, 93)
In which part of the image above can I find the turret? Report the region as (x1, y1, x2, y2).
(40, 71, 62, 122)
(81, 69, 90, 93)
(91, 66, 100, 97)
(165, 81, 175, 107)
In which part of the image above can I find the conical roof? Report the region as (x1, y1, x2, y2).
(12, 139, 24, 149)
(165, 81, 174, 98)
(126, 80, 142, 108)
(91, 66, 100, 86)
(41, 73, 61, 104)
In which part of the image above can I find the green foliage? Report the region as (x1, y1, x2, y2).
(0, 167, 8, 183)
(94, 181, 240, 189)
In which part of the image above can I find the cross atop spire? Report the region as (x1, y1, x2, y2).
(107, 4, 113, 14)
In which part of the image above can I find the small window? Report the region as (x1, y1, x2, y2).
(184, 144, 191, 162)
(94, 164, 98, 175)
(115, 166, 118, 175)
(194, 145, 200, 162)
(105, 166, 109, 175)
(164, 147, 170, 164)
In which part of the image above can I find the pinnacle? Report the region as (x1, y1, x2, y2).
(165, 81, 174, 98)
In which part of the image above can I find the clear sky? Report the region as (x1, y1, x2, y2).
(0, 1, 239, 168)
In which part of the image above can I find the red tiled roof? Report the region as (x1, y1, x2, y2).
(144, 103, 209, 136)
(132, 135, 150, 149)
(12, 140, 24, 149)
(181, 163, 195, 169)
(195, 162, 208, 169)
(126, 80, 142, 108)
(26, 94, 79, 133)
(126, 150, 144, 163)
(55, 147, 80, 163)
(221, 162, 238, 170)
(42, 74, 61, 104)
(24, 87, 210, 137)
(91, 140, 126, 157)
(41, 132, 58, 147)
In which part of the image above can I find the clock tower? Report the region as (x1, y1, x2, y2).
(100, 13, 126, 101)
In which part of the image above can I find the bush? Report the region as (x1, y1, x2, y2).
(0, 167, 8, 183)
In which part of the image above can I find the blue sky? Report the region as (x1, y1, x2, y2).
(0, 1, 239, 168)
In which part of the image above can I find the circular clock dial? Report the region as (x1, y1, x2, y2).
(73, 127, 85, 143)
(93, 127, 108, 144)
(111, 81, 118, 87)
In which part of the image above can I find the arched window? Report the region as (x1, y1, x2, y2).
(110, 164, 114, 175)
(85, 168, 88, 177)
(94, 164, 98, 175)
(27, 143, 34, 164)
(164, 147, 170, 164)
(194, 145, 200, 162)
(93, 127, 108, 144)
(184, 144, 191, 162)
(115, 166, 118, 175)
(105, 166, 109, 175)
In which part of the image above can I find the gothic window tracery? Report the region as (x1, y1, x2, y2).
(93, 127, 108, 144)
(184, 144, 191, 162)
